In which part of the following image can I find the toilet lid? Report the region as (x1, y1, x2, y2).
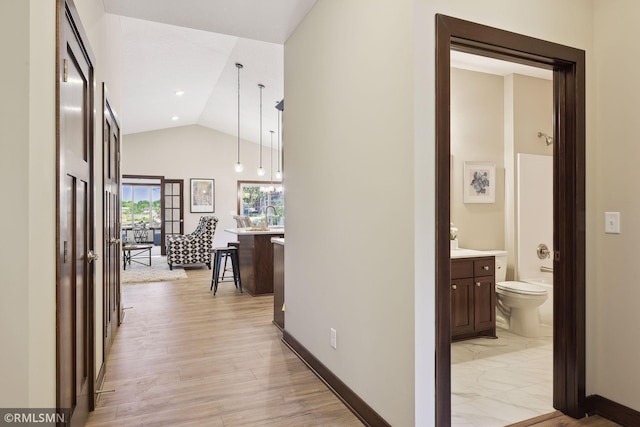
(496, 281, 547, 295)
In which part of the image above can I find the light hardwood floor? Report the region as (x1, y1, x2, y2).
(508, 411, 621, 427)
(86, 266, 363, 426)
(86, 265, 621, 427)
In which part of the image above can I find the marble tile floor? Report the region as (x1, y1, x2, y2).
(452, 326, 554, 427)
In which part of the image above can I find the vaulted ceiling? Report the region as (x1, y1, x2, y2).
(104, 0, 318, 140)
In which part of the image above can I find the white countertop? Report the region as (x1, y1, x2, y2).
(225, 227, 285, 236)
(271, 237, 285, 245)
(450, 248, 507, 259)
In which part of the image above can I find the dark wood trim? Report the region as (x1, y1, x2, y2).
(436, 14, 586, 425)
(282, 331, 391, 427)
(587, 395, 640, 426)
(121, 174, 165, 248)
(163, 179, 184, 255)
(435, 15, 453, 427)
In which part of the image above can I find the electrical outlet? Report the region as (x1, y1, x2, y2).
(330, 328, 337, 349)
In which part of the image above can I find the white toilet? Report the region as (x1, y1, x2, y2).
(495, 253, 548, 337)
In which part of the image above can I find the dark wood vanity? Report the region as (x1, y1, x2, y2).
(450, 256, 496, 341)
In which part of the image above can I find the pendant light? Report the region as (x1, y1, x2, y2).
(234, 63, 244, 172)
(275, 108, 282, 179)
(257, 83, 266, 176)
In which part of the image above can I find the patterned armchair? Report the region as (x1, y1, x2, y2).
(166, 216, 218, 270)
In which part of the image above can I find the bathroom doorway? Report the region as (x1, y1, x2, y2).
(435, 15, 586, 426)
(449, 52, 555, 425)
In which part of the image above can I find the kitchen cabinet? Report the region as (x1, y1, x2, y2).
(272, 238, 285, 330)
(450, 256, 496, 341)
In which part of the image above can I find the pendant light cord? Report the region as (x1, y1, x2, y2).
(270, 130, 274, 183)
(235, 63, 243, 168)
(237, 66, 240, 162)
(277, 109, 281, 174)
(259, 84, 264, 168)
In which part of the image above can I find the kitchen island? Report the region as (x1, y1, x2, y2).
(271, 237, 285, 329)
(224, 228, 285, 295)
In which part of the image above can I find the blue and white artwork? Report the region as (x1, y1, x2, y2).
(464, 162, 496, 203)
(470, 170, 490, 195)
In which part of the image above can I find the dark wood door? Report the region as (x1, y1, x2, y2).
(474, 277, 495, 331)
(102, 84, 121, 360)
(450, 278, 474, 336)
(58, 2, 95, 425)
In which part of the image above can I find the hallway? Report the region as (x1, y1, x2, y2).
(86, 267, 362, 426)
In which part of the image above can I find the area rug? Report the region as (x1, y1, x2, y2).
(122, 255, 188, 283)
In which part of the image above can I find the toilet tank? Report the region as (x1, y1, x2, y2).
(494, 253, 508, 282)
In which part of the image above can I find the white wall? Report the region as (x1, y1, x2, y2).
(121, 125, 280, 247)
(592, 0, 640, 412)
(0, 0, 58, 407)
(287, 0, 594, 425)
(285, 1, 415, 425)
(451, 68, 505, 251)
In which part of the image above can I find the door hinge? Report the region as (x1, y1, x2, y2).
(63, 241, 68, 264)
(63, 59, 68, 83)
(554, 250, 560, 261)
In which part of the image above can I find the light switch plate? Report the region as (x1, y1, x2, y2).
(605, 212, 620, 234)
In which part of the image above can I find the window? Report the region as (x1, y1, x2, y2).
(237, 181, 284, 226)
(122, 176, 162, 244)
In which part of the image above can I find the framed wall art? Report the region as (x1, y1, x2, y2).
(190, 178, 215, 212)
(463, 162, 495, 204)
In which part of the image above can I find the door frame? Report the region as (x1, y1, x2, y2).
(435, 14, 586, 425)
(163, 178, 185, 255)
(101, 83, 121, 385)
(121, 174, 165, 247)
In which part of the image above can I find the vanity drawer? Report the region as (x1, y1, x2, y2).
(451, 260, 473, 279)
(474, 257, 494, 277)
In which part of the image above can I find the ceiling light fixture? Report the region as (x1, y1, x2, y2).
(174, 90, 185, 96)
(171, 116, 179, 121)
(257, 83, 266, 176)
(234, 63, 244, 173)
(275, 106, 282, 180)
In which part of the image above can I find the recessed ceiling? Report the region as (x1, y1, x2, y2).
(104, 0, 318, 138)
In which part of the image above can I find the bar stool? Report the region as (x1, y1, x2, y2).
(221, 241, 239, 280)
(210, 246, 242, 295)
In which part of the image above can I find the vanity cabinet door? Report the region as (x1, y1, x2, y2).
(450, 278, 474, 337)
(451, 257, 496, 341)
(474, 276, 495, 332)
